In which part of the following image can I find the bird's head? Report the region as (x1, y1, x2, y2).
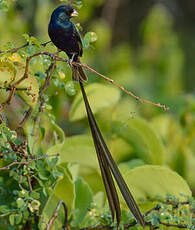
(51, 5, 78, 21)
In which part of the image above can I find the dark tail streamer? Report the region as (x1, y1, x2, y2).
(79, 81, 145, 227)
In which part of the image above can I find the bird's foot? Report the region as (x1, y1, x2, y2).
(67, 59, 73, 67)
(68, 53, 76, 67)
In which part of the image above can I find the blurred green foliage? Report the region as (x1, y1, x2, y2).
(0, 0, 194, 229)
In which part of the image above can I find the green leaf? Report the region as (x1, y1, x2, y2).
(65, 81, 76, 96)
(0, 60, 39, 108)
(15, 213, 23, 225)
(83, 32, 98, 49)
(9, 214, 15, 226)
(16, 198, 25, 208)
(47, 135, 98, 169)
(113, 117, 165, 164)
(0, 205, 10, 213)
(39, 168, 74, 230)
(70, 83, 120, 121)
(71, 178, 93, 227)
(47, 135, 104, 194)
(119, 165, 192, 209)
(16, 67, 39, 108)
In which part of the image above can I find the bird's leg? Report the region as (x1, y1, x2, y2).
(68, 53, 76, 67)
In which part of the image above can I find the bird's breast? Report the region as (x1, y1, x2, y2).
(48, 19, 80, 58)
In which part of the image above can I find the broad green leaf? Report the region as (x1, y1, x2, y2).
(70, 83, 120, 121)
(83, 32, 98, 48)
(47, 135, 104, 194)
(0, 60, 39, 108)
(71, 178, 93, 227)
(113, 117, 165, 164)
(108, 137, 133, 162)
(47, 135, 98, 169)
(15, 67, 39, 108)
(119, 165, 192, 208)
(0, 59, 17, 83)
(39, 168, 74, 230)
(9, 214, 15, 226)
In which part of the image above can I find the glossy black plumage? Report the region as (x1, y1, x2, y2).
(48, 5, 87, 81)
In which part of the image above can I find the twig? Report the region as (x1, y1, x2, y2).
(0, 52, 53, 113)
(159, 221, 187, 229)
(16, 108, 33, 130)
(0, 86, 16, 112)
(0, 153, 59, 171)
(73, 62, 168, 111)
(16, 58, 56, 131)
(54, 56, 168, 111)
(0, 86, 29, 91)
(32, 59, 57, 138)
(0, 50, 167, 115)
(46, 201, 69, 230)
(0, 41, 51, 54)
(163, 201, 190, 206)
(79, 225, 112, 230)
(39, 59, 57, 98)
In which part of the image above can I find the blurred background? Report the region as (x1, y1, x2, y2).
(0, 0, 195, 195)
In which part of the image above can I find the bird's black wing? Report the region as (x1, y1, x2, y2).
(72, 25, 83, 57)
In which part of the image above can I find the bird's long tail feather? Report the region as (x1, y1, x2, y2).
(79, 81, 145, 227)
(72, 58, 87, 82)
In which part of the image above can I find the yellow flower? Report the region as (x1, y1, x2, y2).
(8, 53, 21, 62)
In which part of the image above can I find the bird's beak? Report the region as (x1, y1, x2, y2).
(71, 9, 78, 17)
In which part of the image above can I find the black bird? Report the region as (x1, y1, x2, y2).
(48, 5, 87, 81)
(48, 5, 145, 228)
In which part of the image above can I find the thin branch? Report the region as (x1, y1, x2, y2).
(16, 108, 33, 130)
(159, 221, 187, 229)
(0, 86, 29, 91)
(73, 62, 168, 111)
(0, 41, 51, 54)
(46, 201, 69, 230)
(0, 50, 167, 115)
(0, 86, 16, 112)
(0, 153, 59, 171)
(54, 56, 168, 111)
(31, 59, 57, 138)
(79, 225, 112, 230)
(16, 59, 56, 130)
(39, 59, 57, 98)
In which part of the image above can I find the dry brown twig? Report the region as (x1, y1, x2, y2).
(46, 201, 69, 230)
(0, 49, 167, 124)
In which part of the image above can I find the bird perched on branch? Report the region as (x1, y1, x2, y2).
(48, 5, 87, 81)
(48, 5, 145, 228)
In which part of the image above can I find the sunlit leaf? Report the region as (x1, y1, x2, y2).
(119, 165, 192, 208)
(0, 60, 39, 108)
(71, 178, 93, 227)
(113, 117, 165, 165)
(70, 83, 120, 121)
(47, 135, 98, 169)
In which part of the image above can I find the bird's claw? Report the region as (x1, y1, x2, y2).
(68, 59, 73, 67)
